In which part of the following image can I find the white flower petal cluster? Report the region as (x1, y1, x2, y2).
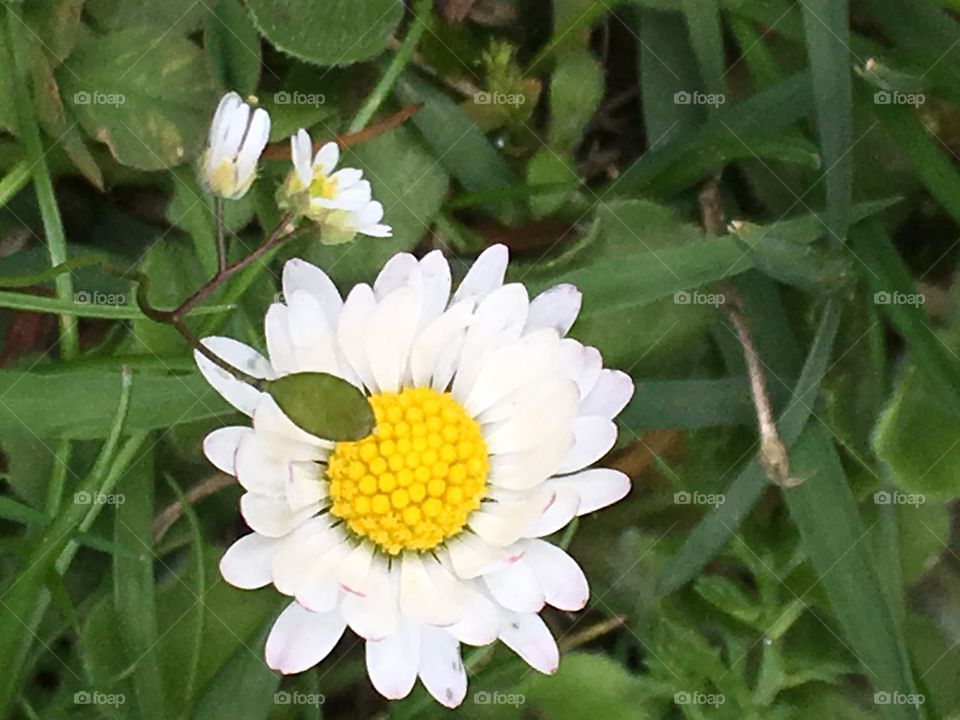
(195, 245, 633, 707)
(201, 92, 270, 200)
(286, 129, 392, 242)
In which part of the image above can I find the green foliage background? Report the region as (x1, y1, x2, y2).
(0, 0, 957, 718)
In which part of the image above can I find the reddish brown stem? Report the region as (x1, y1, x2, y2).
(261, 103, 423, 161)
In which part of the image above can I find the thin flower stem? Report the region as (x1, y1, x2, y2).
(214, 196, 226, 273)
(135, 212, 296, 385)
(260, 104, 422, 160)
(348, 0, 433, 133)
(697, 176, 793, 487)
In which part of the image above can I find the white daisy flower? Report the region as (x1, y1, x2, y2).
(283, 128, 392, 242)
(201, 92, 271, 200)
(195, 245, 633, 708)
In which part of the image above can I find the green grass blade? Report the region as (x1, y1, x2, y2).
(801, 0, 854, 245)
(784, 423, 921, 720)
(0, 370, 135, 716)
(114, 445, 166, 720)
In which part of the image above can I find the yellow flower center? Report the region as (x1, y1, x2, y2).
(310, 173, 338, 200)
(326, 387, 488, 555)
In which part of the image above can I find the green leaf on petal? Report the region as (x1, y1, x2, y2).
(266, 372, 374, 441)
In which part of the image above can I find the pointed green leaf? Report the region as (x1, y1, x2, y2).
(266, 372, 374, 441)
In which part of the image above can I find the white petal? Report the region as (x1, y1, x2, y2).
(313, 141, 340, 175)
(282, 258, 343, 327)
(579, 370, 633, 419)
(557, 417, 617, 474)
(265, 304, 298, 375)
(468, 490, 551, 547)
(235, 432, 287, 496)
(451, 284, 529, 402)
(220, 101, 250, 158)
(526, 284, 581, 336)
(265, 601, 347, 674)
(366, 623, 420, 700)
(219, 533, 280, 589)
(453, 244, 508, 303)
(270, 517, 339, 594)
(483, 378, 578, 456)
(235, 107, 270, 183)
(335, 542, 374, 596)
(338, 284, 379, 391)
(484, 558, 545, 613)
(342, 559, 398, 640)
(522, 483, 580, 538)
(203, 426, 250, 475)
(295, 539, 351, 612)
(291, 129, 313, 186)
(521, 539, 588, 611)
(286, 290, 342, 375)
(409, 300, 475, 389)
(194, 337, 273, 416)
(399, 553, 462, 626)
(373, 252, 422, 301)
(240, 492, 316, 537)
(331, 167, 363, 189)
(487, 430, 573, 491)
(210, 92, 242, 146)
(445, 533, 511, 579)
(463, 331, 561, 418)
(418, 627, 467, 708)
(419, 250, 452, 324)
(447, 588, 499, 646)
(366, 285, 419, 393)
(286, 462, 325, 511)
(498, 612, 559, 674)
(565, 468, 631, 515)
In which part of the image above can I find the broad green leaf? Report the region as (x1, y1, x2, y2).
(58, 29, 215, 170)
(245, 0, 402, 67)
(192, 624, 279, 720)
(874, 365, 960, 498)
(206, 0, 262, 95)
(657, 299, 842, 595)
(266, 372, 374, 441)
(548, 46, 603, 153)
(802, 0, 853, 243)
(517, 653, 655, 720)
(87, 0, 207, 33)
(0, 369, 231, 439)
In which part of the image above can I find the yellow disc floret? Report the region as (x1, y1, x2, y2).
(326, 387, 488, 554)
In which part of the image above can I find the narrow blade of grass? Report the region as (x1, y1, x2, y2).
(801, 0, 853, 244)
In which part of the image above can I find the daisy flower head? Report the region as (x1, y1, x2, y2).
(196, 246, 633, 708)
(281, 128, 392, 244)
(201, 92, 270, 200)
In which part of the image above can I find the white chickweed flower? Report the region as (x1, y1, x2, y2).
(195, 246, 633, 708)
(284, 128, 392, 243)
(202, 92, 270, 200)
